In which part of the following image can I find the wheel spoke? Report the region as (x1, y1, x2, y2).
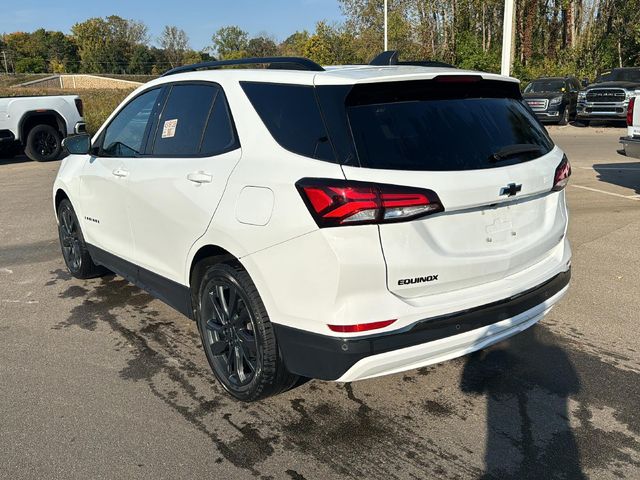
(209, 289, 226, 323)
(234, 345, 246, 383)
(217, 285, 229, 318)
(237, 329, 257, 356)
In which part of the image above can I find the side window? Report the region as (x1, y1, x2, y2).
(241, 82, 334, 161)
(152, 84, 217, 156)
(102, 88, 161, 157)
(201, 91, 239, 155)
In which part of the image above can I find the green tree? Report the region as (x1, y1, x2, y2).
(211, 26, 248, 59)
(279, 31, 310, 57)
(159, 25, 189, 68)
(246, 36, 278, 57)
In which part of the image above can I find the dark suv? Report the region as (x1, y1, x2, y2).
(576, 68, 640, 125)
(523, 77, 581, 125)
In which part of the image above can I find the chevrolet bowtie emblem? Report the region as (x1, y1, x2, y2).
(500, 183, 522, 197)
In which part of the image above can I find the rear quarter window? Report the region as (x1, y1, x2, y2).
(241, 82, 335, 161)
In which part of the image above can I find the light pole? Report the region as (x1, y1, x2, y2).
(501, 0, 515, 76)
(384, 0, 388, 51)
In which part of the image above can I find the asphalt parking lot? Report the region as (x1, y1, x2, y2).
(1, 124, 639, 480)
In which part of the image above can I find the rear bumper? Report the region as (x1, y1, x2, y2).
(274, 269, 570, 381)
(620, 136, 640, 158)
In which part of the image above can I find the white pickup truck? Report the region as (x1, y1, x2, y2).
(0, 95, 86, 162)
(620, 96, 640, 159)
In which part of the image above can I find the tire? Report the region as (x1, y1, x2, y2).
(558, 107, 570, 126)
(580, 119, 590, 127)
(25, 124, 62, 162)
(195, 261, 298, 401)
(57, 199, 107, 279)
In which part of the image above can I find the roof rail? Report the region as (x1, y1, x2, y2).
(369, 50, 456, 69)
(161, 57, 325, 77)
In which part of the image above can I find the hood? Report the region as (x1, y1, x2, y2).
(587, 81, 640, 90)
(523, 91, 567, 100)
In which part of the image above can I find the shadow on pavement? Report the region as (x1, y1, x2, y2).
(461, 327, 585, 480)
(593, 162, 640, 194)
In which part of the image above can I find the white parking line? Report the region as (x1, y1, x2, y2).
(571, 184, 640, 200)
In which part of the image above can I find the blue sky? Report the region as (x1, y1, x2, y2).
(1, 0, 346, 50)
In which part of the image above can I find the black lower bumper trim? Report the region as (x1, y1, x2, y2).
(274, 269, 571, 380)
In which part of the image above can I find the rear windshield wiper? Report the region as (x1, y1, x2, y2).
(490, 144, 543, 162)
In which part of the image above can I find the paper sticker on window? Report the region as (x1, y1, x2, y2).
(162, 119, 178, 138)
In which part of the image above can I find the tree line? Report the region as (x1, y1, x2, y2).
(1, 1, 639, 81)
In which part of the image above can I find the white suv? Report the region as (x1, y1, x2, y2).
(54, 53, 572, 401)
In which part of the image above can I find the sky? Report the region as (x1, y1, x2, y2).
(1, 0, 346, 50)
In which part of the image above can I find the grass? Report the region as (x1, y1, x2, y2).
(0, 74, 53, 88)
(0, 87, 135, 134)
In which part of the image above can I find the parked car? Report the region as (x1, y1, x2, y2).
(54, 52, 572, 401)
(523, 76, 581, 125)
(0, 94, 85, 161)
(577, 67, 640, 126)
(619, 96, 640, 158)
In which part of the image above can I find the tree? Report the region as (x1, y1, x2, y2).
(211, 26, 248, 59)
(159, 25, 189, 68)
(279, 31, 310, 57)
(246, 36, 278, 57)
(71, 16, 149, 73)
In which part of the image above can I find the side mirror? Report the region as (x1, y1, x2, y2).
(62, 134, 91, 155)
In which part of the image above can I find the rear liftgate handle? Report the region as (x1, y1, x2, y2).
(187, 171, 213, 184)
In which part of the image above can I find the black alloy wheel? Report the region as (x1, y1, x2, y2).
(25, 124, 62, 162)
(56, 199, 106, 279)
(59, 201, 83, 273)
(202, 277, 259, 387)
(195, 262, 298, 401)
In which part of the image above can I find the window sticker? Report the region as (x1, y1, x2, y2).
(161, 118, 178, 138)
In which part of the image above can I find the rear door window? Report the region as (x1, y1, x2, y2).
(152, 84, 217, 156)
(241, 82, 334, 161)
(344, 80, 554, 171)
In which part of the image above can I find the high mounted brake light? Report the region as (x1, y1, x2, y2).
(434, 75, 483, 83)
(296, 178, 444, 228)
(552, 155, 572, 191)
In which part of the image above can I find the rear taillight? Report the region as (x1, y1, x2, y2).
(75, 98, 84, 117)
(296, 178, 444, 228)
(328, 319, 396, 333)
(627, 97, 635, 127)
(552, 155, 571, 191)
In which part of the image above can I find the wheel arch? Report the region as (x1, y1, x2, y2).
(19, 110, 67, 142)
(54, 188, 70, 221)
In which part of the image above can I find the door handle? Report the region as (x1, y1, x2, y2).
(187, 171, 213, 184)
(112, 168, 129, 178)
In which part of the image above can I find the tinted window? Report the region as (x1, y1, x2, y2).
(102, 88, 160, 157)
(347, 96, 553, 171)
(241, 82, 334, 161)
(524, 80, 566, 93)
(152, 84, 217, 156)
(201, 91, 239, 155)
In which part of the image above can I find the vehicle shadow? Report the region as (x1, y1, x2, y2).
(593, 162, 640, 195)
(461, 326, 585, 479)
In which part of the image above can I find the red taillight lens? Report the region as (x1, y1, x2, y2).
(552, 155, 572, 191)
(328, 319, 396, 333)
(627, 97, 635, 127)
(75, 98, 84, 117)
(296, 178, 444, 227)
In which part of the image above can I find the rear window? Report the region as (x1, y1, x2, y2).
(241, 82, 334, 161)
(344, 80, 554, 171)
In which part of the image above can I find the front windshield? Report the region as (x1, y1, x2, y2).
(524, 80, 566, 93)
(596, 69, 640, 83)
